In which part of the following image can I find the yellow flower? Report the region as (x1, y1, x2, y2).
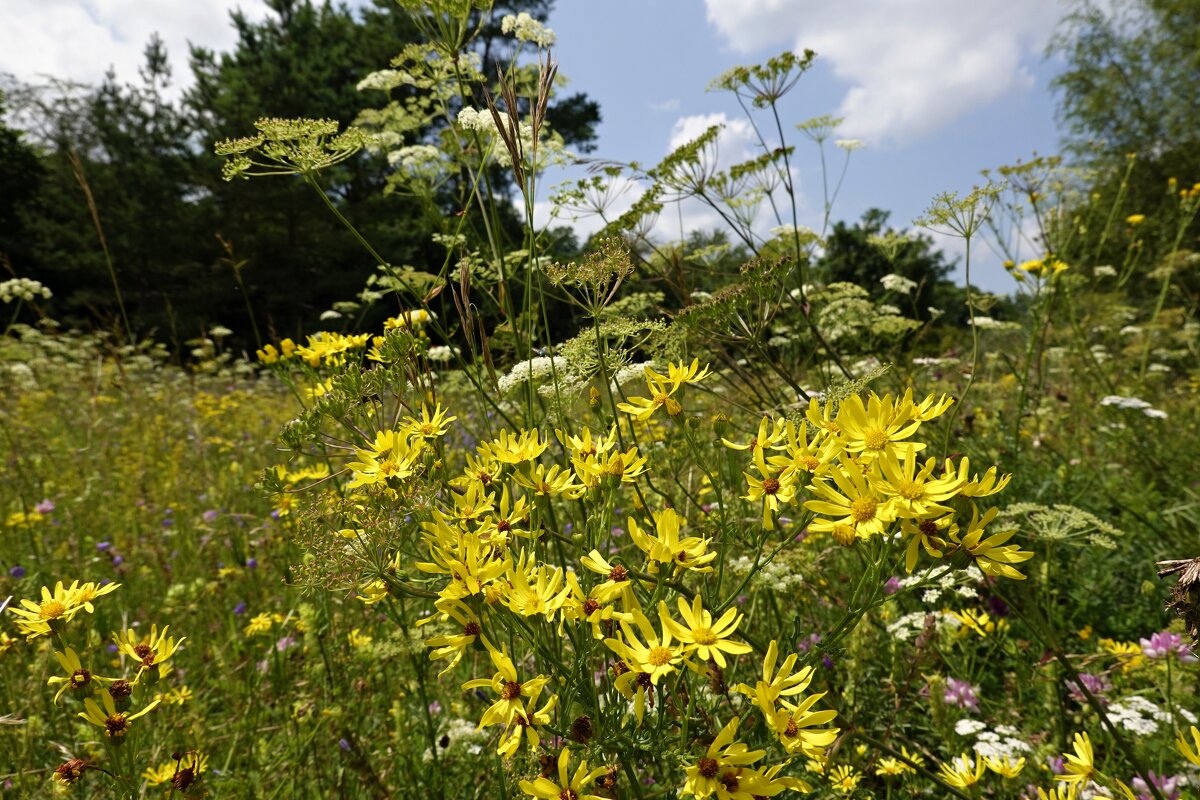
(477, 429, 548, 464)
(420, 597, 483, 677)
(742, 450, 798, 531)
(871, 444, 965, 519)
(875, 747, 924, 776)
(659, 595, 752, 669)
(805, 461, 897, 540)
(518, 747, 607, 800)
(346, 429, 423, 489)
(951, 505, 1034, 580)
(1038, 787, 1079, 800)
(1176, 725, 1200, 766)
(461, 640, 549, 729)
(984, 754, 1025, 777)
(501, 550, 569, 619)
(512, 462, 586, 499)
(1125, 214, 1145, 226)
(617, 358, 711, 421)
(722, 415, 788, 453)
(402, 403, 458, 439)
(682, 716, 767, 799)
(79, 689, 160, 739)
(829, 764, 860, 793)
(1056, 731, 1095, 786)
(347, 628, 373, 649)
(9, 580, 117, 640)
(939, 753, 985, 788)
(497, 685, 557, 758)
(734, 639, 819, 716)
(143, 751, 208, 786)
(113, 624, 185, 678)
(833, 392, 926, 460)
(47, 648, 113, 704)
(765, 693, 839, 758)
(627, 508, 715, 575)
(243, 613, 275, 637)
(604, 608, 681, 687)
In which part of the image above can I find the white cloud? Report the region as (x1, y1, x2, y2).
(703, 0, 1067, 145)
(0, 1, 272, 98)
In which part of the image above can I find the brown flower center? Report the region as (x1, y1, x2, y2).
(500, 680, 522, 700)
(698, 757, 720, 778)
(608, 565, 628, 582)
(762, 477, 780, 495)
(105, 713, 129, 737)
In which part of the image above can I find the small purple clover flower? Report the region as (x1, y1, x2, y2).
(34, 499, 55, 514)
(1140, 630, 1197, 662)
(943, 677, 980, 711)
(202, 509, 219, 523)
(1066, 672, 1111, 706)
(884, 576, 902, 595)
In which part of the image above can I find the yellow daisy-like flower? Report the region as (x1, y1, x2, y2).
(345, 429, 423, 489)
(829, 764, 860, 793)
(951, 505, 1034, 580)
(875, 746, 924, 776)
(871, 444, 965, 519)
(501, 550, 570, 619)
(682, 716, 767, 799)
(939, 753, 986, 788)
(1037, 787, 1079, 800)
(734, 639, 819, 716)
(765, 694, 839, 758)
(113, 624, 185, 678)
(9, 580, 116, 640)
(617, 358, 710, 421)
(420, 597, 483, 677)
(143, 752, 208, 787)
(659, 595, 752, 669)
(477, 429, 548, 464)
(47, 648, 113, 704)
(461, 640, 549, 729)
(984, 754, 1026, 778)
(79, 690, 160, 739)
(1056, 731, 1095, 786)
(1178, 724, 1200, 766)
(627, 508, 715, 575)
(512, 462, 586, 499)
(402, 402, 458, 439)
(604, 608, 682, 687)
(496, 683, 557, 758)
(518, 747, 607, 800)
(805, 462, 897, 540)
(722, 415, 788, 453)
(833, 392, 925, 460)
(742, 450, 798, 531)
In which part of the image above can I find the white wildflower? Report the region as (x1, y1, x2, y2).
(500, 12, 556, 47)
(880, 273, 917, 295)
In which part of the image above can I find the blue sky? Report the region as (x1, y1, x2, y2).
(0, 0, 1073, 290)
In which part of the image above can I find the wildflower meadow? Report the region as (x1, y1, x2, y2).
(1, 1, 1198, 799)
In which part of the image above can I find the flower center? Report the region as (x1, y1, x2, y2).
(698, 757, 720, 778)
(608, 565, 627, 582)
(40, 600, 67, 620)
(762, 478, 780, 495)
(105, 714, 129, 737)
(583, 599, 601, 615)
(864, 428, 889, 451)
(691, 627, 718, 645)
(785, 716, 799, 737)
(895, 479, 923, 500)
(71, 669, 91, 687)
(500, 680, 523, 700)
(849, 497, 877, 523)
(463, 621, 481, 637)
(647, 646, 674, 667)
(800, 456, 821, 472)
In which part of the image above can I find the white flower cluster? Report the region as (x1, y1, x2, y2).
(725, 556, 804, 592)
(1107, 695, 1196, 736)
(497, 355, 570, 395)
(1099, 395, 1168, 419)
(885, 610, 959, 642)
(356, 69, 409, 92)
(611, 361, 655, 391)
(955, 719, 1031, 759)
(501, 12, 556, 47)
(835, 138, 865, 152)
(0, 278, 52, 304)
(423, 717, 486, 761)
(899, 565, 984, 605)
(426, 345, 459, 363)
(971, 316, 1020, 331)
(456, 108, 574, 171)
(1093, 265, 1118, 278)
(880, 273, 917, 295)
